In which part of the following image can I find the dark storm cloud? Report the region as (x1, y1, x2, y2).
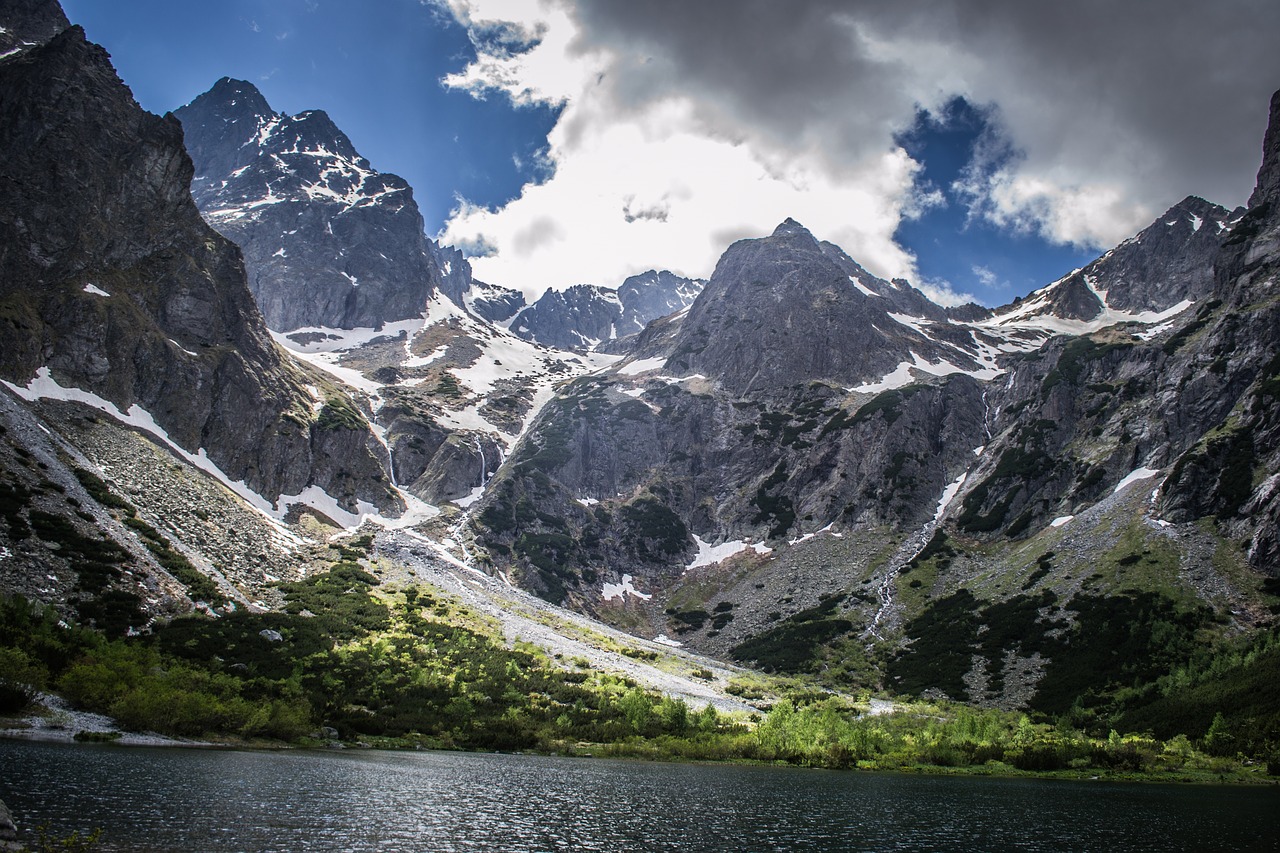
(566, 0, 1280, 239)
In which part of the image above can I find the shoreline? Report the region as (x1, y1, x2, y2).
(3, 715, 1276, 789)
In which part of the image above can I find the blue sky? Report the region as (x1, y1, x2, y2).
(61, 0, 558, 230)
(894, 99, 1099, 302)
(58, 1, 1280, 306)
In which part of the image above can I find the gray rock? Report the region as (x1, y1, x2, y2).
(504, 271, 703, 352)
(0, 796, 16, 842)
(174, 78, 443, 332)
(0, 0, 68, 56)
(0, 26, 398, 514)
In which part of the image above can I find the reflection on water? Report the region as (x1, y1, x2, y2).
(1, 739, 1276, 852)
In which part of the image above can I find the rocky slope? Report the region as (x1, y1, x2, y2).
(174, 78, 443, 332)
(3, 0, 1278, 724)
(464, 99, 1280, 715)
(0, 3, 407, 629)
(985, 196, 1232, 331)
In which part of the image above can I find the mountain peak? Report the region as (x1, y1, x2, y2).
(772, 217, 810, 237)
(190, 77, 273, 115)
(0, 0, 69, 57)
(175, 77, 441, 331)
(1249, 88, 1280, 208)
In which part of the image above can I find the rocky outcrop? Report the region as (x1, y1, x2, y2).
(616, 270, 704, 335)
(0, 796, 17, 850)
(503, 271, 703, 352)
(1159, 88, 1280, 574)
(508, 284, 623, 350)
(0, 24, 397, 515)
(666, 219, 970, 396)
(474, 154, 1280, 607)
(985, 197, 1231, 329)
(174, 78, 442, 331)
(0, 0, 67, 56)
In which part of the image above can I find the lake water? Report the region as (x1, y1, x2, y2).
(1, 739, 1276, 852)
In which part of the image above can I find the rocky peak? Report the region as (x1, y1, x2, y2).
(771, 217, 811, 238)
(668, 222, 979, 395)
(0, 0, 68, 57)
(985, 195, 1230, 330)
(175, 79, 442, 331)
(0, 19, 397, 514)
(498, 270, 702, 352)
(1249, 88, 1280, 209)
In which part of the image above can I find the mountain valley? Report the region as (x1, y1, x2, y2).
(2, 0, 1279, 774)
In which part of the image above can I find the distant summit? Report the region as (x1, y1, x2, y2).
(175, 78, 443, 331)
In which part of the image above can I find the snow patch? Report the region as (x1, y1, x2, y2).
(602, 574, 651, 601)
(168, 339, 198, 357)
(787, 523, 838, 547)
(933, 472, 968, 522)
(652, 634, 682, 647)
(851, 352, 1001, 394)
(686, 535, 772, 571)
(82, 283, 110, 297)
(617, 356, 667, 376)
(849, 276, 880, 297)
(1050, 515, 1074, 528)
(452, 485, 485, 508)
(1114, 467, 1161, 494)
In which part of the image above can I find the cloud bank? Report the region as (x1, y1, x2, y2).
(434, 0, 1280, 302)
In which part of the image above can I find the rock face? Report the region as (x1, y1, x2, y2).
(0, 22, 396, 514)
(473, 163, 1280, 615)
(617, 270, 703, 333)
(174, 78, 442, 331)
(508, 284, 624, 350)
(0, 0, 67, 55)
(505, 271, 704, 351)
(667, 219, 975, 396)
(1159, 88, 1280, 574)
(985, 197, 1231, 328)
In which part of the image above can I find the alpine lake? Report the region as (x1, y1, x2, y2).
(2, 739, 1276, 852)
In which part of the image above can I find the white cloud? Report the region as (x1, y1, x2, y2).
(971, 265, 999, 289)
(918, 278, 977, 309)
(435, 0, 1280, 299)
(438, 1, 921, 298)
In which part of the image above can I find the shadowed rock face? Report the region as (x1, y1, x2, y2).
(475, 101, 1280, 604)
(0, 0, 68, 55)
(0, 24, 397, 513)
(666, 219, 965, 396)
(174, 78, 442, 332)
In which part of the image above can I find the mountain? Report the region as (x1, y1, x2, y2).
(503, 271, 705, 352)
(467, 102, 1280, 718)
(0, 5, 404, 628)
(0, 0, 67, 55)
(173, 78, 443, 332)
(986, 196, 1232, 332)
(3, 0, 1279, 741)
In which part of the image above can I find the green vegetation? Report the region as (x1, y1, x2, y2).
(752, 461, 796, 539)
(315, 395, 367, 431)
(1, 584, 1273, 781)
(620, 497, 688, 559)
(730, 594, 853, 673)
(123, 516, 224, 606)
(885, 585, 1212, 724)
(1042, 337, 1133, 392)
(955, 445, 1057, 534)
